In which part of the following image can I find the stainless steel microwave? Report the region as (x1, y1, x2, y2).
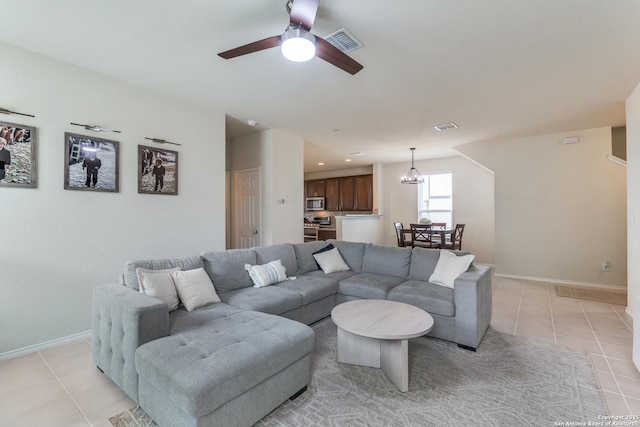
(306, 197, 325, 211)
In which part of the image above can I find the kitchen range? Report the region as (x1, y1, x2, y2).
(303, 215, 336, 241)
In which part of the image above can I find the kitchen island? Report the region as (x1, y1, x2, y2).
(335, 214, 384, 245)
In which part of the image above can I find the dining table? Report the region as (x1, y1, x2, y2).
(401, 226, 454, 248)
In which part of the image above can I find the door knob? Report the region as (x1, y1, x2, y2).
(252, 229, 259, 235)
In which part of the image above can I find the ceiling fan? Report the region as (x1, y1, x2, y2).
(218, 0, 363, 75)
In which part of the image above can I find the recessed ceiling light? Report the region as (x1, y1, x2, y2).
(345, 159, 352, 162)
(318, 162, 325, 166)
(247, 120, 257, 126)
(434, 122, 458, 131)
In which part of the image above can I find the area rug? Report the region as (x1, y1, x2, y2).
(555, 285, 627, 305)
(109, 406, 156, 427)
(111, 318, 607, 426)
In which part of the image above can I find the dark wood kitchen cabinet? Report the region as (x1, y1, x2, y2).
(324, 178, 340, 211)
(305, 174, 373, 212)
(306, 180, 325, 198)
(339, 177, 355, 211)
(354, 174, 373, 211)
(318, 228, 337, 240)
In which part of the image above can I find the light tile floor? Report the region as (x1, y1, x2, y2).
(492, 276, 639, 415)
(1, 275, 638, 426)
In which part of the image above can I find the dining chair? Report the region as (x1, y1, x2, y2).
(409, 223, 439, 248)
(440, 224, 465, 250)
(394, 222, 411, 247)
(429, 222, 446, 246)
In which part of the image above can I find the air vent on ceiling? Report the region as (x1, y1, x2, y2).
(323, 28, 363, 53)
(434, 122, 459, 132)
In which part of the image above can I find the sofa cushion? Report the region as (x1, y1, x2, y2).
(408, 247, 442, 281)
(327, 240, 366, 272)
(313, 246, 350, 274)
(304, 269, 358, 282)
(293, 241, 327, 274)
(430, 250, 475, 288)
(276, 276, 338, 305)
(311, 243, 335, 266)
(362, 244, 412, 278)
(136, 267, 181, 311)
(254, 243, 297, 276)
(409, 247, 473, 282)
(337, 273, 405, 300)
(137, 303, 314, 418)
(171, 268, 221, 312)
(387, 280, 455, 317)
(219, 286, 303, 315)
(245, 260, 288, 288)
(202, 249, 256, 293)
(124, 256, 204, 291)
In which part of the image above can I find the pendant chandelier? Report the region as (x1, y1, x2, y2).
(400, 148, 424, 184)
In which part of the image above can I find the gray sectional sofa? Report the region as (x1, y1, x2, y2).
(92, 239, 492, 427)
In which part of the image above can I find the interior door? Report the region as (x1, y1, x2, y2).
(234, 168, 261, 249)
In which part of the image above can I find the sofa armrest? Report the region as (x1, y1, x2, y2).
(453, 265, 492, 349)
(92, 283, 169, 402)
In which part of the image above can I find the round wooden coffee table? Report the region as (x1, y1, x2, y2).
(331, 299, 434, 392)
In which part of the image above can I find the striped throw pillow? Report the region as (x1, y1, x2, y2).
(244, 259, 288, 288)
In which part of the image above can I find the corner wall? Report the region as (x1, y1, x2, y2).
(457, 127, 627, 288)
(230, 130, 304, 246)
(0, 43, 226, 355)
(626, 83, 640, 371)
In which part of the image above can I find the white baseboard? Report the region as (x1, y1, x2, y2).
(0, 330, 91, 362)
(494, 273, 627, 293)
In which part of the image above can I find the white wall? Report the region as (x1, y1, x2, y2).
(457, 127, 627, 288)
(381, 156, 495, 265)
(262, 130, 304, 245)
(626, 83, 640, 372)
(230, 130, 304, 246)
(0, 43, 226, 355)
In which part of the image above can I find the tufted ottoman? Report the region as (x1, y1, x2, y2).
(135, 303, 314, 427)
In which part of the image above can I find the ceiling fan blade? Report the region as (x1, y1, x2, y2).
(218, 35, 282, 59)
(315, 37, 363, 75)
(289, 0, 319, 30)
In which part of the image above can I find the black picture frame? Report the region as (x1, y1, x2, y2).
(0, 121, 37, 188)
(138, 145, 178, 195)
(64, 132, 119, 192)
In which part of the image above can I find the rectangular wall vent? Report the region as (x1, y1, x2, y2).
(323, 28, 363, 53)
(434, 122, 459, 132)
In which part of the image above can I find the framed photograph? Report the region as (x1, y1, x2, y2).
(64, 132, 119, 192)
(0, 121, 37, 188)
(138, 145, 178, 195)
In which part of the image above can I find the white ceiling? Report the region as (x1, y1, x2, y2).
(1, 0, 639, 172)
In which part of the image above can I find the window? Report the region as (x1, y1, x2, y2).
(418, 172, 453, 227)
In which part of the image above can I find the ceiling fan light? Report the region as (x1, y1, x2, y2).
(281, 28, 316, 62)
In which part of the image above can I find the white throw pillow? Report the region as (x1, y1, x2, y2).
(429, 250, 475, 289)
(171, 268, 221, 311)
(136, 267, 181, 311)
(313, 247, 350, 274)
(245, 259, 287, 288)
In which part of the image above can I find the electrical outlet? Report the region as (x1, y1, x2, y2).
(602, 262, 610, 272)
